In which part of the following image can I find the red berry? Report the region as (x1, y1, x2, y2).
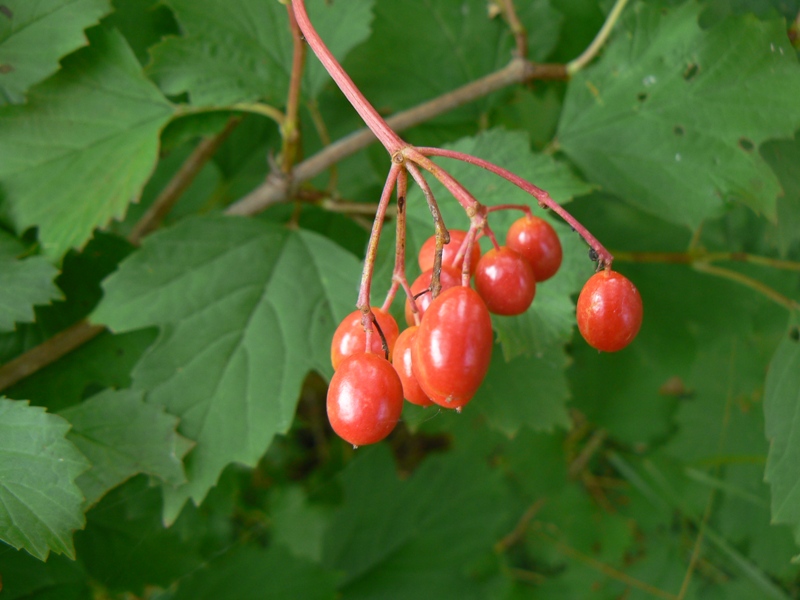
(331, 308, 399, 370)
(576, 270, 642, 352)
(392, 326, 433, 406)
(418, 229, 482, 276)
(327, 352, 404, 446)
(506, 215, 562, 282)
(412, 286, 493, 409)
(404, 266, 461, 326)
(474, 246, 536, 316)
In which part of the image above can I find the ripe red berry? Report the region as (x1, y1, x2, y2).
(392, 326, 433, 406)
(418, 229, 482, 276)
(474, 246, 536, 316)
(506, 215, 562, 282)
(404, 266, 461, 326)
(576, 270, 642, 352)
(330, 308, 399, 370)
(326, 352, 404, 446)
(412, 286, 493, 409)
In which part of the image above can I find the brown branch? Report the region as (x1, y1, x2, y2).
(280, 3, 307, 173)
(539, 532, 679, 600)
(0, 120, 241, 392)
(128, 117, 241, 244)
(225, 57, 566, 216)
(501, 0, 528, 58)
(0, 321, 105, 391)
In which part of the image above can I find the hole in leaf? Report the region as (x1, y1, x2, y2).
(637, 92, 648, 102)
(0, 5, 11, 19)
(738, 137, 754, 152)
(673, 125, 685, 136)
(683, 63, 699, 81)
(790, 327, 799, 342)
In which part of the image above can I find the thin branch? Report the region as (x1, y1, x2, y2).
(226, 58, 565, 216)
(0, 321, 105, 391)
(501, 0, 528, 58)
(291, 0, 404, 153)
(0, 120, 241, 392)
(281, 3, 307, 173)
(175, 102, 286, 126)
(418, 146, 613, 266)
(539, 532, 679, 600)
(614, 250, 800, 271)
(129, 117, 241, 244)
(567, 0, 631, 75)
(692, 262, 799, 312)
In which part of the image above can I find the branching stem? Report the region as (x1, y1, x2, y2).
(418, 147, 613, 266)
(567, 0, 631, 75)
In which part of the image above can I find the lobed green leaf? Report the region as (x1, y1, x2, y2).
(59, 388, 190, 508)
(0, 398, 89, 561)
(558, 2, 800, 229)
(91, 215, 360, 523)
(0, 26, 175, 260)
(0, 0, 111, 105)
(149, 0, 374, 106)
(764, 322, 800, 558)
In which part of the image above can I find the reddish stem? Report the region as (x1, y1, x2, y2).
(357, 163, 401, 322)
(382, 169, 409, 313)
(487, 203, 533, 218)
(417, 147, 614, 266)
(291, 0, 405, 154)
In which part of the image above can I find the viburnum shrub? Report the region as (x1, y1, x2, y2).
(4, 0, 800, 593)
(297, 0, 642, 443)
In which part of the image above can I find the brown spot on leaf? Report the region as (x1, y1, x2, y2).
(0, 5, 11, 19)
(0, 64, 14, 74)
(738, 137, 754, 152)
(683, 63, 699, 81)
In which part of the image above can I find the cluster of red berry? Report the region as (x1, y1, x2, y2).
(326, 214, 642, 447)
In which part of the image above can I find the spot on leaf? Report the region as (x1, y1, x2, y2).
(738, 137, 754, 152)
(0, 64, 13, 74)
(683, 62, 699, 81)
(673, 125, 685, 136)
(637, 91, 648, 102)
(790, 326, 799, 342)
(0, 5, 11, 19)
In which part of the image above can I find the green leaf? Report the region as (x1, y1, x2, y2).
(0, 0, 111, 105)
(763, 324, 800, 556)
(474, 346, 570, 437)
(59, 389, 190, 508)
(323, 445, 512, 599)
(91, 215, 360, 523)
(557, 2, 800, 229)
(74, 477, 206, 593)
(762, 132, 800, 256)
(149, 0, 374, 106)
(173, 544, 339, 600)
(0, 398, 89, 560)
(346, 0, 561, 117)
(0, 26, 175, 260)
(0, 545, 89, 600)
(0, 230, 61, 331)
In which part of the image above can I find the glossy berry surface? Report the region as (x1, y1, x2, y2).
(474, 246, 536, 316)
(391, 326, 433, 406)
(405, 266, 461, 326)
(327, 352, 404, 446)
(418, 229, 482, 276)
(412, 286, 493, 408)
(576, 270, 643, 352)
(331, 307, 399, 370)
(506, 215, 562, 282)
